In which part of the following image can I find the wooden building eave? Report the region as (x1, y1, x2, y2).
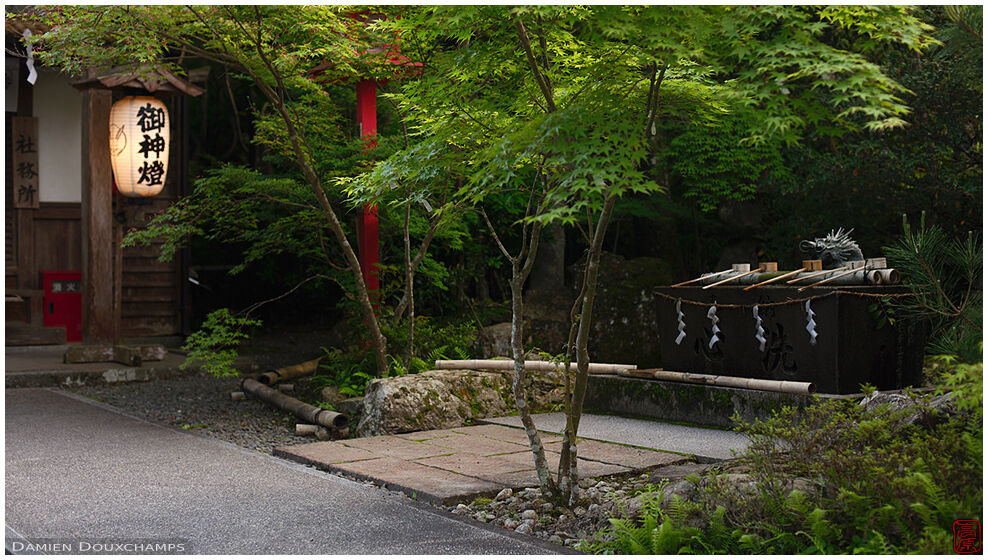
(71, 66, 205, 97)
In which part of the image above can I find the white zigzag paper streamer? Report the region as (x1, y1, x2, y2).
(707, 304, 720, 349)
(675, 300, 686, 345)
(22, 30, 37, 85)
(805, 300, 818, 345)
(753, 305, 766, 352)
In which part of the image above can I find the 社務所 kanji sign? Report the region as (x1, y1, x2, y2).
(11, 116, 39, 208)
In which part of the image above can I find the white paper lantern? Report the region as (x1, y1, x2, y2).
(108, 95, 169, 197)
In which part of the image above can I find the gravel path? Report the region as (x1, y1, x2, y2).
(68, 373, 316, 454)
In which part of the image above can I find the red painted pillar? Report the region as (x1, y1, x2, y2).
(355, 79, 380, 302)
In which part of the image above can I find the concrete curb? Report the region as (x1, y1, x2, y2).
(4, 366, 195, 388)
(585, 373, 855, 428)
(273, 447, 497, 506)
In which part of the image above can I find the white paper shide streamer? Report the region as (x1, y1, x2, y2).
(707, 304, 721, 349)
(675, 300, 687, 345)
(22, 29, 37, 85)
(753, 305, 766, 352)
(804, 300, 818, 345)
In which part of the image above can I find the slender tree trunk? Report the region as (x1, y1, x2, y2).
(243, 52, 389, 376)
(509, 264, 562, 502)
(556, 260, 588, 502)
(558, 194, 616, 505)
(279, 118, 388, 377)
(403, 204, 414, 373)
(393, 214, 442, 321)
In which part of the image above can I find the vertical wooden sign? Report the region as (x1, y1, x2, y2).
(11, 116, 39, 208)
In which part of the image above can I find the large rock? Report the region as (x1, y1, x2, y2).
(859, 390, 959, 429)
(476, 322, 514, 359)
(357, 367, 567, 437)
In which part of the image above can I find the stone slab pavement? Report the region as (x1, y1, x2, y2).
(5, 388, 564, 555)
(483, 412, 749, 462)
(275, 422, 686, 505)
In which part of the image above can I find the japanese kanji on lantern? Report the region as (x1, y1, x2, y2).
(108, 96, 169, 197)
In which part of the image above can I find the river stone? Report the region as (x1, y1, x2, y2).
(357, 367, 567, 436)
(649, 462, 709, 485)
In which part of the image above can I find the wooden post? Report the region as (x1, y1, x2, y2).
(15, 63, 36, 293)
(355, 79, 379, 303)
(113, 219, 123, 343)
(80, 87, 116, 344)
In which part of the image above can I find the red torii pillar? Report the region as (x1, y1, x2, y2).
(355, 79, 380, 303)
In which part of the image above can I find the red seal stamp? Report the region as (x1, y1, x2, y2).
(953, 519, 982, 554)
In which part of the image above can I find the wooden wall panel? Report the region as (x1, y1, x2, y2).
(33, 203, 82, 274)
(117, 194, 181, 336)
(6, 176, 15, 273)
(119, 241, 181, 336)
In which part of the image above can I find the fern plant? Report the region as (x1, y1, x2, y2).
(595, 359, 982, 555)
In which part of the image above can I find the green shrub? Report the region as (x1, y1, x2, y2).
(593, 361, 983, 554)
(309, 317, 478, 399)
(181, 308, 261, 377)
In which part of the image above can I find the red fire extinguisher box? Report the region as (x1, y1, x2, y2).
(41, 270, 82, 342)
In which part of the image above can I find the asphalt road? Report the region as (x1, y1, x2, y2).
(5, 389, 563, 555)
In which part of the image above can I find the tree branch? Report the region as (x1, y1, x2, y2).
(240, 274, 330, 317)
(481, 207, 514, 263)
(514, 19, 557, 113)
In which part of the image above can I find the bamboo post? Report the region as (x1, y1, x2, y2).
(743, 268, 806, 290)
(798, 265, 866, 291)
(670, 269, 732, 288)
(296, 424, 319, 436)
(633, 369, 815, 395)
(787, 265, 847, 284)
(241, 378, 347, 428)
(703, 265, 762, 289)
(257, 357, 323, 385)
(434, 359, 636, 374)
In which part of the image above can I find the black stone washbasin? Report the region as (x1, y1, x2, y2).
(655, 286, 925, 394)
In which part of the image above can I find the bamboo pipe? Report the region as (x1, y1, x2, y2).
(879, 268, 900, 284)
(743, 268, 807, 290)
(297, 424, 333, 440)
(703, 267, 762, 289)
(241, 378, 348, 429)
(633, 369, 815, 395)
(787, 265, 848, 284)
(257, 357, 323, 385)
(434, 359, 637, 374)
(671, 269, 733, 288)
(798, 265, 866, 292)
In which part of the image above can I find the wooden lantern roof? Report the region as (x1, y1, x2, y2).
(72, 65, 205, 97)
